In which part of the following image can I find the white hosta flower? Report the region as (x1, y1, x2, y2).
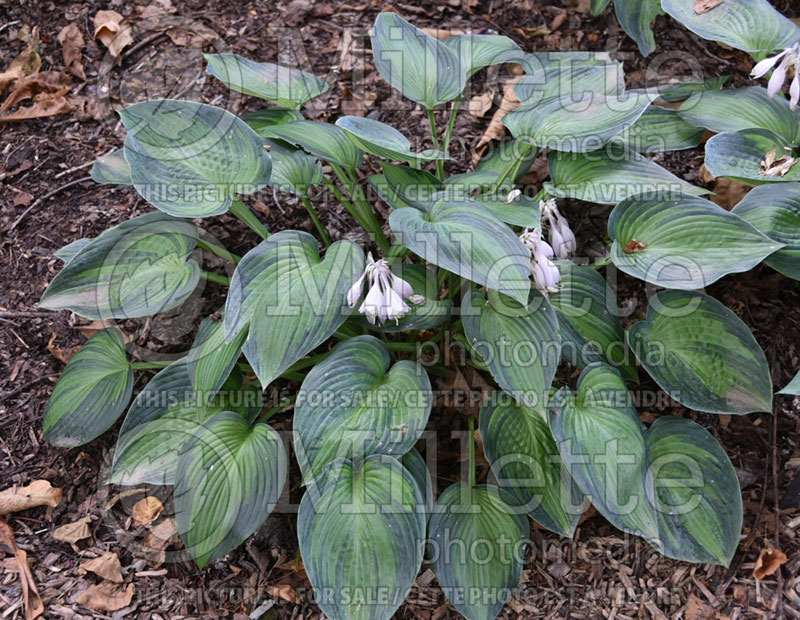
(519, 228, 561, 294)
(504, 189, 522, 203)
(540, 198, 576, 259)
(346, 253, 420, 325)
(750, 42, 800, 109)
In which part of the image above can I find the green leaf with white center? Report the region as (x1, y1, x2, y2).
(253, 119, 363, 169)
(733, 183, 800, 279)
(549, 363, 659, 542)
(545, 146, 707, 204)
(480, 396, 584, 537)
(204, 53, 329, 109)
(298, 455, 426, 620)
(91, 149, 131, 185)
(264, 138, 323, 196)
(119, 100, 271, 217)
(371, 12, 466, 107)
(611, 106, 705, 153)
(608, 193, 783, 289)
(662, 0, 800, 53)
(294, 336, 432, 482)
(471, 192, 542, 228)
(678, 87, 800, 145)
(186, 312, 247, 402)
(224, 231, 365, 388)
(336, 116, 449, 164)
(389, 200, 532, 305)
(442, 33, 523, 77)
(613, 0, 663, 56)
(627, 290, 773, 415)
(780, 370, 800, 395)
(40, 212, 200, 320)
(514, 62, 624, 106)
(645, 416, 742, 566)
(463, 288, 560, 413)
(549, 262, 636, 381)
(241, 107, 304, 137)
(704, 129, 800, 185)
(475, 139, 540, 190)
(175, 411, 287, 568)
(503, 92, 651, 153)
(428, 483, 528, 620)
(43, 328, 133, 447)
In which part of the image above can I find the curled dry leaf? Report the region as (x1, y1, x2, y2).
(78, 552, 124, 583)
(93, 10, 133, 58)
(0, 518, 44, 620)
(0, 26, 41, 92)
(623, 239, 647, 254)
(473, 75, 522, 165)
(0, 71, 80, 123)
(753, 546, 788, 579)
(267, 584, 300, 604)
(53, 516, 92, 546)
(0, 480, 62, 516)
(143, 517, 180, 565)
(57, 23, 86, 81)
(468, 90, 494, 118)
(131, 496, 164, 527)
(685, 594, 731, 620)
(76, 582, 135, 612)
(760, 148, 797, 177)
(47, 329, 81, 364)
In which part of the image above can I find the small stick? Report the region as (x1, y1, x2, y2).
(8, 176, 93, 231)
(0, 311, 53, 318)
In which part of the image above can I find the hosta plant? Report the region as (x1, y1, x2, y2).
(39, 8, 799, 620)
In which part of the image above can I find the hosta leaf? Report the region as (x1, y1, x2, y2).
(480, 396, 584, 537)
(650, 76, 730, 103)
(555, 313, 607, 370)
(224, 231, 365, 387)
(380, 162, 442, 211)
(298, 455, 426, 620)
(389, 200, 531, 305)
(241, 107, 304, 136)
(442, 34, 522, 77)
(369, 173, 417, 211)
(444, 170, 500, 192)
(661, 0, 800, 54)
(428, 483, 528, 620)
(119, 100, 271, 217)
(402, 449, 434, 513)
(175, 411, 287, 568)
(294, 335, 432, 481)
(475, 139, 540, 189)
(514, 62, 624, 106)
(257, 120, 363, 169)
(549, 262, 636, 380)
(186, 312, 247, 401)
(611, 106, 705, 153)
(55, 238, 91, 264)
(503, 92, 651, 153)
(704, 128, 800, 185)
(780, 370, 800, 395)
(545, 146, 707, 204)
(91, 149, 131, 185)
(43, 328, 133, 447)
(608, 193, 782, 289)
(371, 12, 466, 108)
(646, 416, 741, 566)
(336, 116, 449, 164)
(590, 0, 611, 15)
(264, 138, 323, 196)
(627, 290, 773, 415)
(733, 183, 800, 279)
(463, 288, 560, 412)
(613, 0, 663, 57)
(40, 212, 200, 320)
(678, 87, 800, 145)
(471, 192, 542, 228)
(204, 53, 329, 108)
(549, 363, 659, 542)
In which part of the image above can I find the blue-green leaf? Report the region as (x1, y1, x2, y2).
(258, 120, 364, 169)
(705, 129, 800, 185)
(336, 116, 449, 164)
(613, 0, 663, 56)
(91, 149, 131, 185)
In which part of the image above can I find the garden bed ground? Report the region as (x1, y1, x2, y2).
(1, 0, 800, 618)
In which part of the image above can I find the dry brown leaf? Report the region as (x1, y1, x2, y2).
(623, 239, 647, 254)
(338, 28, 355, 73)
(473, 76, 522, 165)
(47, 329, 81, 364)
(753, 546, 788, 579)
(74, 319, 117, 340)
(12, 190, 34, 207)
(709, 178, 752, 210)
(0, 71, 72, 114)
(0, 26, 41, 92)
(132, 496, 164, 527)
(0, 518, 44, 620)
(267, 584, 299, 604)
(76, 582, 134, 612)
(468, 91, 494, 118)
(57, 24, 86, 81)
(694, 0, 723, 14)
(93, 10, 133, 58)
(143, 518, 180, 565)
(0, 480, 62, 516)
(512, 26, 550, 39)
(137, 0, 177, 18)
(760, 147, 797, 177)
(53, 516, 92, 545)
(78, 552, 124, 583)
(685, 594, 730, 620)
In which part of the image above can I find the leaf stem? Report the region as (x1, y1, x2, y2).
(442, 95, 461, 158)
(200, 270, 230, 286)
(489, 140, 535, 194)
(257, 394, 298, 424)
(468, 413, 476, 488)
(300, 196, 331, 246)
(427, 107, 444, 181)
(328, 165, 391, 254)
(197, 239, 240, 263)
(130, 360, 174, 370)
(230, 198, 269, 240)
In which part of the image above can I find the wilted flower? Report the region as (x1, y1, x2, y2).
(519, 228, 561, 293)
(347, 253, 422, 325)
(750, 42, 800, 109)
(540, 198, 576, 259)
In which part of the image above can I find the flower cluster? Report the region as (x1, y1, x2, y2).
(540, 198, 576, 259)
(751, 42, 800, 109)
(347, 253, 422, 325)
(519, 228, 560, 293)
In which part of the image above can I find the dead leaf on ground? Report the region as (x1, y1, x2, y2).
(473, 76, 522, 165)
(694, 0, 723, 14)
(0, 518, 44, 620)
(12, 190, 34, 207)
(685, 594, 731, 620)
(78, 552, 124, 583)
(74, 319, 120, 341)
(337, 28, 356, 73)
(143, 518, 180, 565)
(512, 26, 550, 39)
(267, 584, 299, 604)
(760, 147, 797, 177)
(753, 545, 788, 579)
(0, 26, 41, 92)
(0, 71, 71, 113)
(468, 90, 494, 118)
(76, 582, 134, 612)
(57, 24, 86, 81)
(93, 10, 133, 58)
(0, 480, 62, 516)
(709, 177, 752, 210)
(137, 0, 177, 18)
(131, 496, 164, 527)
(53, 516, 92, 546)
(47, 329, 81, 364)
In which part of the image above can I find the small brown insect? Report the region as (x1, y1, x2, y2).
(622, 239, 647, 254)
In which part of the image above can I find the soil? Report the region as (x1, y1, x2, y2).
(1, 0, 800, 619)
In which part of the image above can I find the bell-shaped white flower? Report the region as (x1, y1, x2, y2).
(751, 43, 800, 109)
(540, 198, 576, 259)
(347, 253, 418, 325)
(519, 228, 561, 294)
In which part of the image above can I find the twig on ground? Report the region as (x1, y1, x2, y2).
(8, 176, 93, 231)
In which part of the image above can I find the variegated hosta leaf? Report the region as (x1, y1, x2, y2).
(174, 411, 286, 568)
(613, 0, 663, 56)
(40, 212, 200, 320)
(608, 193, 782, 289)
(628, 290, 773, 415)
(224, 231, 365, 388)
(258, 120, 364, 169)
(336, 116, 449, 164)
(119, 99, 271, 217)
(294, 335, 432, 482)
(545, 146, 707, 204)
(379, 162, 442, 211)
(298, 455, 426, 620)
(780, 370, 800, 395)
(646, 416, 741, 566)
(611, 106, 705, 153)
(371, 12, 466, 108)
(549, 363, 659, 542)
(402, 449, 434, 513)
(480, 396, 584, 537)
(471, 191, 542, 229)
(590, 0, 611, 15)
(91, 149, 131, 185)
(704, 129, 800, 185)
(475, 139, 540, 189)
(389, 200, 531, 305)
(241, 107, 304, 136)
(43, 328, 133, 447)
(204, 53, 329, 108)
(514, 61, 625, 106)
(263, 138, 323, 196)
(428, 483, 528, 620)
(662, 0, 800, 54)
(463, 288, 560, 413)
(54, 238, 92, 264)
(733, 183, 800, 279)
(186, 312, 247, 402)
(442, 33, 523, 77)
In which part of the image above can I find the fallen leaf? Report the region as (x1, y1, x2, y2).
(694, 0, 723, 14)
(760, 148, 797, 177)
(12, 190, 34, 207)
(709, 178, 752, 210)
(0, 71, 72, 114)
(142, 518, 180, 565)
(0, 26, 41, 92)
(512, 26, 550, 39)
(93, 10, 133, 58)
(267, 584, 299, 604)
(74, 319, 117, 340)
(76, 582, 134, 612)
(753, 546, 787, 579)
(312, 3, 334, 17)
(53, 516, 92, 546)
(0, 480, 62, 516)
(623, 239, 647, 254)
(131, 496, 163, 527)
(0, 518, 44, 620)
(685, 593, 731, 620)
(137, 0, 177, 18)
(47, 329, 81, 364)
(57, 24, 86, 81)
(78, 552, 123, 583)
(473, 76, 522, 165)
(337, 28, 355, 73)
(468, 90, 494, 118)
